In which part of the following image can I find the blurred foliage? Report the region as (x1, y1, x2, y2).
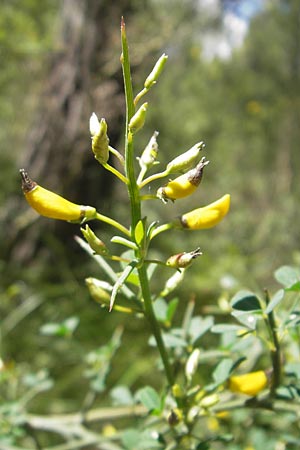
(1, 0, 300, 449)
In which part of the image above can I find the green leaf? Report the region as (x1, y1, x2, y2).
(212, 358, 235, 385)
(274, 265, 300, 289)
(211, 324, 247, 333)
(189, 316, 214, 344)
(110, 385, 134, 406)
(149, 331, 187, 348)
(134, 219, 145, 245)
(166, 298, 179, 324)
(153, 298, 168, 322)
(230, 290, 261, 311)
(135, 386, 161, 413)
(285, 362, 300, 380)
(265, 289, 285, 314)
(110, 262, 137, 311)
(231, 310, 259, 330)
(111, 235, 138, 250)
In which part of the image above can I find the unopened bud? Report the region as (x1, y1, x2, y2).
(81, 225, 109, 256)
(128, 102, 148, 134)
(185, 348, 201, 381)
(199, 393, 219, 408)
(90, 113, 109, 164)
(160, 269, 185, 297)
(144, 53, 168, 89)
(166, 142, 205, 174)
(167, 408, 183, 426)
(166, 248, 202, 269)
(138, 131, 159, 169)
(172, 384, 185, 399)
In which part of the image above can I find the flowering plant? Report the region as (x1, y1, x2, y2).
(14, 19, 300, 450)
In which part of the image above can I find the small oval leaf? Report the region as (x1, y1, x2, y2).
(230, 290, 261, 311)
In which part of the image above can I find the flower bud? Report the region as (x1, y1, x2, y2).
(199, 393, 219, 408)
(166, 247, 202, 269)
(185, 348, 201, 381)
(228, 370, 268, 396)
(172, 384, 185, 399)
(144, 53, 168, 89)
(20, 169, 96, 222)
(138, 131, 159, 169)
(167, 408, 183, 426)
(128, 102, 148, 134)
(90, 113, 109, 164)
(179, 194, 230, 230)
(86, 277, 138, 313)
(81, 225, 109, 255)
(166, 142, 205, 174)
(160, 268, 185, 297)
(157, 157, 209, 202)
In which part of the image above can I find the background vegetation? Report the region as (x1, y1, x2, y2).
(1, 0, 300, 448)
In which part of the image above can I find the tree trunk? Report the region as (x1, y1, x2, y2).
(9, 0, 135, 263)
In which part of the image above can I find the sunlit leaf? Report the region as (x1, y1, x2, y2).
(135, 386, 161, 413)
(274, 266, 300, 289)
(265, 289, 285, 314)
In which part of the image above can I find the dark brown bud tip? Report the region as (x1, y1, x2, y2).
(19, 169, 37, 193)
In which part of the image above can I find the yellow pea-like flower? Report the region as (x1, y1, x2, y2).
(20, 169, 96, 222)
(180, 194, 230, 229)
(228, 370, 268, 396)
(157, 157, 209, 202)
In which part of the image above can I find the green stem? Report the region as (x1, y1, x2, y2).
(109, 145, 125, 167)
(151, 222, 175, 239)
(121, 18, 174, 385)
(139, 169, 170, 189)
(265, 289, 282, 396)
(138, 264, 174, 385)
(134, 87, 148, 106)
(102, 162, 128, 184)
(95, 212, 130, 237)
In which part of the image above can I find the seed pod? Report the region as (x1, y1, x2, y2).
(166, 141, 205, 174)
(228, 370, 268, 396)
(20, 169, 96, 222)
(179, 194, 230, 230)
(157, 157, 209, 202)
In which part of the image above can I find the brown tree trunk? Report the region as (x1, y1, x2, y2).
(9, 0, 136, 263)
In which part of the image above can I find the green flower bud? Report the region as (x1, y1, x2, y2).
(166, 141, 205, 174)
(128, 102, 148, 134)
(138, 131, 159, 169)
(144, 53, 168, 89)
(90, 113, 109, 164)
(81, 225, 109, 255)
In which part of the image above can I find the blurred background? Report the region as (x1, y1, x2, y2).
(1, 0, 300, 444)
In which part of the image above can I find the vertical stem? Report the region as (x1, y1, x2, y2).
(138, 265, 174, 385)
(265, 290, 281, 396)
(120, 18, 174, 385)
(121, 18, 140, 232)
